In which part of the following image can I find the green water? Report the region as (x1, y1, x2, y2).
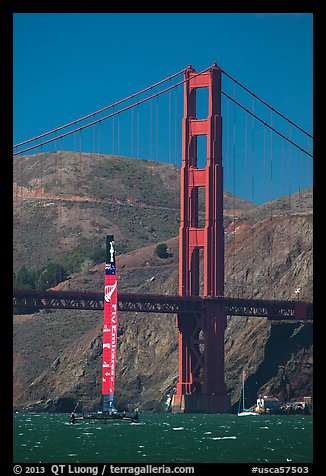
(13, 413, 313, 464)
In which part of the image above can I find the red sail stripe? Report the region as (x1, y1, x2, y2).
(102, 272, 118, 396)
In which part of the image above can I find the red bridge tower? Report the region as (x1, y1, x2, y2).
(172, 64, 230, 412)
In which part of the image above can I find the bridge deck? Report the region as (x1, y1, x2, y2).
(13, 289, 313, 320)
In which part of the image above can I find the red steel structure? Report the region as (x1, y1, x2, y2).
(172, 64, 229, 412)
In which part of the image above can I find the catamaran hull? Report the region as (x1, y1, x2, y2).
(237, 411, 257, 416)
(70, 413, 139, 424)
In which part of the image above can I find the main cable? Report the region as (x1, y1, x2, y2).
(13, 67, 188, 149)
(221, 91, 313, 158)
(13, 66, 213, 156)
(220, 68, 313, 139)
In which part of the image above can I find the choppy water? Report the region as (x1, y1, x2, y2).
(13, 413, 313, 463)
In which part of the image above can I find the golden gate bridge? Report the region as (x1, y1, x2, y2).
(13, 63, 313, 412)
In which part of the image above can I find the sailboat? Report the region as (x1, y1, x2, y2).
(102, 234, 119, 414)
(237, 371, 257, 416)
(70, 235, 139, 424)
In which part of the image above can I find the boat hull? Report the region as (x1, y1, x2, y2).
(237, 411, 257, 416)
(69, 412, 140, 424)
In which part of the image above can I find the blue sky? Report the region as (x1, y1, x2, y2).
(13, 13, 313, 204)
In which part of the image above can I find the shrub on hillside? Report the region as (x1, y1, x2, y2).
(155, 243, 172, 259)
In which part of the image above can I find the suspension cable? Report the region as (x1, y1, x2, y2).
(13, 67, 188, 149)
(221, 91, 313, 158)
(220, 68, 313, 139)
(14, 64, 313, 163)
(12, 66, 213, 156)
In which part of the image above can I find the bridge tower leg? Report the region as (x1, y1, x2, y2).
(172, 64, 230, 413)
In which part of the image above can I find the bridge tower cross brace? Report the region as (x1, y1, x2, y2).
(172, 64, 229, 413)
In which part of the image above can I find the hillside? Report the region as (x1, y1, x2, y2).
(13, 151, 254, 277)
(13, 151, 313, 413)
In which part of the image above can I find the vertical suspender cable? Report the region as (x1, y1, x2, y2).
(281, 138, 285, 199)
(118, 114, 120, 157)
(174, 87, 178, 166)
(245, 114, 248, 203)
(156, 95, 158, 162)
(149, 95, 153, 240)
(17, 153, 23, 288)
(150, 92, 153, 162)
(308, 139, 311, 188)
(225, 97, 230, 295)
(269, 110, 274, 298)
(112, 111, 115, 156)
(136, 105, 139, 235)
(72, 135, 76, 277)
(226, 98, 230, 196)
(169, 88, 172, 164)
(39, 146, 43, 289)
(288, 126, 293, 299)
(131, 108, 134, 158)
(307, 139, 312, 298)
(155, 96, 159, 238)
(91, 123, 97, 264)
(232, 84, 236, 294)
(263, 125, 267, 216)
(20, 154, 24, 288)
(98, 120, 103, 265)
(54, 136, 57, 285)
(118, 112, 123, 241)
(98, 120, 102, 158)
(79, 130, 83, 275)
(283, 136, 290, 300)
(136, 106, 139, 159)
(269, 111, 273, 211)
(262, 124, 267, 298)
(92, 121, 96, 265)
(59, 139, 63, 283)
(174, 88, 178, 236)
(299, 150, 303, 208)
(251, 98, 255, 298)
(251, 98, 255, 209)
(244, 112, 248, 299)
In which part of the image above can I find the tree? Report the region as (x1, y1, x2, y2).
(13, 266, 35, 290)
(155, 243, 170, 259)
(80, 258, 95, 275)
(37, 263, 68, 289)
